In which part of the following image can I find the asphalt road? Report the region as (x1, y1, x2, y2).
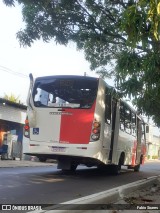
(0, 161, 159, 205)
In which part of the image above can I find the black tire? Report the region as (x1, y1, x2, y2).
(110, 157, 122, 175)
(134, 164, 140, 172)
(61, 165, 77, 172)
(70, 164, 77, 171)
(38, 157, 47, 162)
(110, 164, 121, 175)
(134, 155, 142, 172)
(97, 164, 106, 170)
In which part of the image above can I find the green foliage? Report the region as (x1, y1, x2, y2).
(152, 155, 158, 159)
(3, 0, 160, 126)
(148, 0, 160, 40)
(4, 93, 21, 103)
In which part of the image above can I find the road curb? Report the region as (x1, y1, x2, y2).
(30, 175, 160, 213)
(119, 175, 159, 198)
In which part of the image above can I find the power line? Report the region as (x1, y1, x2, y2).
(0, 65, 29, 79)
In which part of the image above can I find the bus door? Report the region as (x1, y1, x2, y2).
(103, 93, 112, 149)
(103, 93, 117, 159)
(136, 117, 142, 164)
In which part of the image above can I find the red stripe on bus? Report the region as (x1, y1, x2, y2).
(141, 143, 146, 164)
(59, 102, 96, 144)
(131, 140, 137, 165)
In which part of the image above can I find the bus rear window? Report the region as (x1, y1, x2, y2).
(32, 77, 98, 109)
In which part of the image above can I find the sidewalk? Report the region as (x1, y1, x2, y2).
(0, 159, 55, 168)
(113, 176, 160, 213)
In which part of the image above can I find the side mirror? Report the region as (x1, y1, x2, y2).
(26, 73, 34, 108)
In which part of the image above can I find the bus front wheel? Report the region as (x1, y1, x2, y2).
(110, 164, 121, 175)
(110, 156, 123, 175)
(134, 156, 142, 172)
(134, 164, 140, 172)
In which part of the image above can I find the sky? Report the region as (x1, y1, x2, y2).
(0, 2, 114, 104)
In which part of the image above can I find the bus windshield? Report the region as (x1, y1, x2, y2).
(32, 76, 98, 109)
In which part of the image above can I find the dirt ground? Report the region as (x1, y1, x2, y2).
(111, 177, 160, 213)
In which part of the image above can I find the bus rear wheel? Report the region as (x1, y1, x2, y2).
(110, 156, 123, 175)
(70, 164, 77, 171)
(62, 164, 77, 172)
(38, 157, 47, 162)
(110, 164, 121, 175)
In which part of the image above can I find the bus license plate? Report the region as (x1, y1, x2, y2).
(51, 147, 66, 152)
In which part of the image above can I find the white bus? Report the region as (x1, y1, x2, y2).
(23, 74, 146, 174)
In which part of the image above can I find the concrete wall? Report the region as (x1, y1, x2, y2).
(0, 103, 26, 124)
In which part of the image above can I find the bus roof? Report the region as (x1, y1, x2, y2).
(35, 75, 99, 81)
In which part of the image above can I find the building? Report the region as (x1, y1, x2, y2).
(0, 98, 27, 159)
(146, 124, 160, 159)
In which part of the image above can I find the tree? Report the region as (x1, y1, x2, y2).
(4, 93, 21, 104)
(3, 0, 160, 125)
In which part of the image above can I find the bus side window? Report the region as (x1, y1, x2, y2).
(124, 107, 131, 134)
(131, 113, 136, 137)
(120, 102, 125, 131)
(146, 125, 149, 133)
(141, 123, 145, 141)
(105, 94, 111, 125)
